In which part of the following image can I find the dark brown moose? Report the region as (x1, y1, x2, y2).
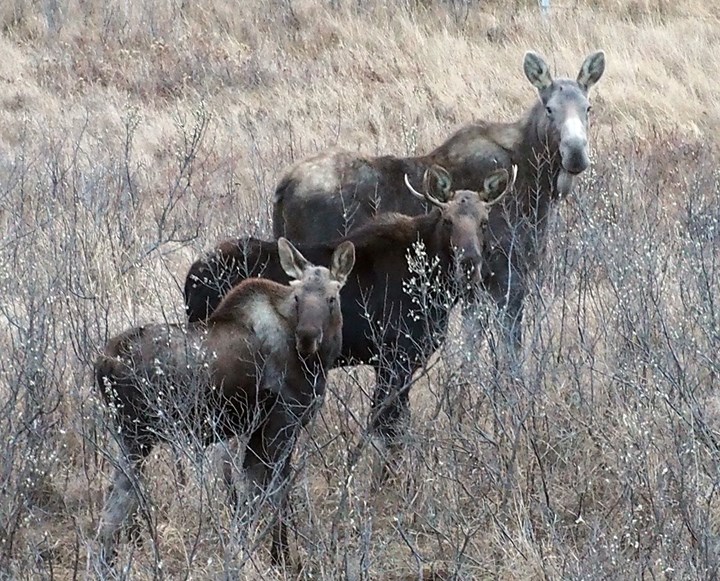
(184, 167, 514, 476)
(96, 238, 355, 568)
(274, 50, 605, 349)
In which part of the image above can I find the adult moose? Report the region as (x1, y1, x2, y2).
(185, 167, 515, 477)
(274, 50, 605, 349)
(96, 238, 355, 569)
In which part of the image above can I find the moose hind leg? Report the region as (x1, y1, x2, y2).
(98, 460, 143, 566)
(219, 437, 243, 510)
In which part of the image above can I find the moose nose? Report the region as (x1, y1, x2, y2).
(479, 259, 494, 281)
(459, 252, 484, 286)
(459, 244, 482, 269)
(296, 327, 323, 357)
(560, 140, 590, 175)
(460, 255, 479, 271)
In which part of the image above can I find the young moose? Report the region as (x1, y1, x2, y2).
(184, 167, 514, 478)
(96, 238, 355, 568)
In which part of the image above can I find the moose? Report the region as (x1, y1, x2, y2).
(273, 50, 606, 350)
(96, 238, 356, 568)
(185, 167, 515, 477)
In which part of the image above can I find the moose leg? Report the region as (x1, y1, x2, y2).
(98, 445, 149, 567)
(221, 439, 237, 508)
(501, 292, 525, 357)
(369, 360, 416, 485)
(485, 257, 526, 361)
(244, 409, 299, 568)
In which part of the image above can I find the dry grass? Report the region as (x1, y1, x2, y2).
(1, 0, 720, 579)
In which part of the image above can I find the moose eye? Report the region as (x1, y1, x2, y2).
(328, 296, 337, 306)
(545, 106, 553, 117)
(586, 105, 592, 114)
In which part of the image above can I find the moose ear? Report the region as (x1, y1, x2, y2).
(330, 241, 355, 286)
(577, 50, 605, 92)
(482, 168, 509, 202)
(524, 51, 553, 92)
(278, 237, 311, 280)
(429, 165, 452, 201)
(483, 165, 516, 206)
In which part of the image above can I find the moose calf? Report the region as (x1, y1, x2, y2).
(96, 238, 355, 568)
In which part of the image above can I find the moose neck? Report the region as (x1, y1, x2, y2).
(510, 100, 569, 229)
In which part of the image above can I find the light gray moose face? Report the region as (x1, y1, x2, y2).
(524, 50, 606, 175)
(278, 237, 355, 358)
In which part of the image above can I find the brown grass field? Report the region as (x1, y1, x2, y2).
(1, 0, 720, 579)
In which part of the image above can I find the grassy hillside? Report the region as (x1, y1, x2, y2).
(0, 0, 719, 579)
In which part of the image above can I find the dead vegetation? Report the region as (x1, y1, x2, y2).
(0, 0, 719, 579)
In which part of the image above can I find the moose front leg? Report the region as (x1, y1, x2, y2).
(368, 359, 417, 486)
(484, 254, 527, 363)
(243, 409, 300, 569)
(501, 290, 525, 357)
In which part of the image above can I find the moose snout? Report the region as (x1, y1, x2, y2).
(560, 138, 590, 175)
(460, 254, 481, 273)
(296, 327, 323, 357)
(459, 243, 482, 269)
(457, 245, 484, 285)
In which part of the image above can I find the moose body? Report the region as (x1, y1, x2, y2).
(96, 239, 355, 568)
(274, 51, 605, 348)
(273, 125, 513, 244)
(185, 169, 513, 468)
